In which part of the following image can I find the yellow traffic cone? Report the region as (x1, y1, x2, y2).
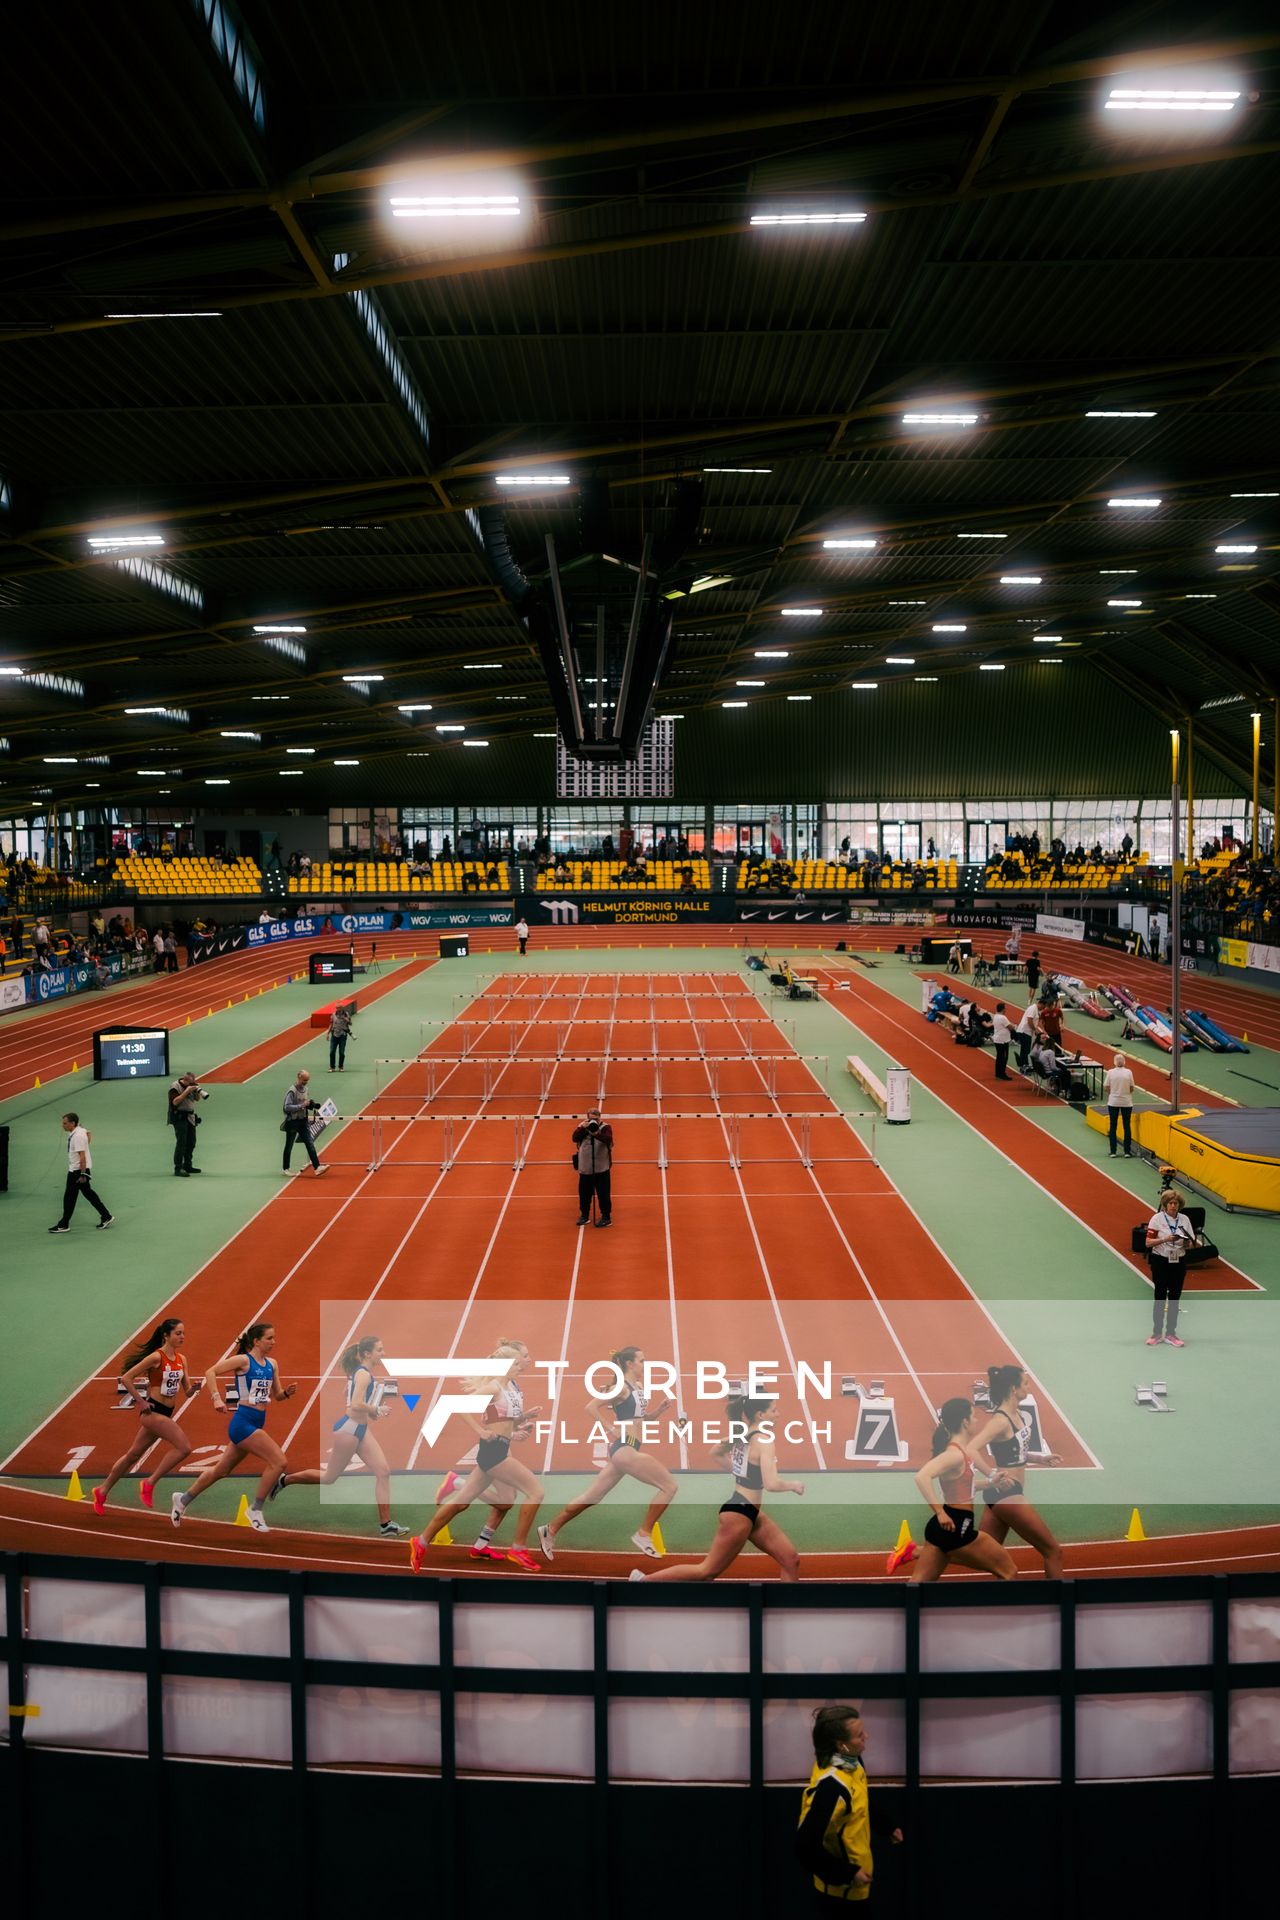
(227, 998, 232, 1009)
(34, 1075, 41, 1089)
(208, 1008, 214, 1018)
(650, 1520, 667, 1557)
(894, 1517, 913, 1552)
(65, 1470, 85, 1502)
(437, 1523, 454, 1547)
(1126, 1507, 1146, 1542)
(72, 1061, 78, 1073)
(185, 1015, 191, 1026)
(234, 1494, 253, 1527)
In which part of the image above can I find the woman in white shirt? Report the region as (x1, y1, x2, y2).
(1103, 1050, 1135, 1157)
(1144, 1188, 1195, 1346)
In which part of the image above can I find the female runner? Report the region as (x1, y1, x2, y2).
(93, 1317, 202, 1515)
(269, 1335, 408, 1538)
(631, 1393, 803, 1583)
(537, 1344, 678, 1561)
(171, 1322, 297, 1534)
(969, 1365, 1064, 1578)
(888, 1398, 1016, 1582)
(410, 1338, 545, 1572)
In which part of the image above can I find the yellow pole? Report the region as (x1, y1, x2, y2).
(1185, 718, 1194, 869)
(1252, 711, 1261, 859)
(1274, 696, 1279, 859)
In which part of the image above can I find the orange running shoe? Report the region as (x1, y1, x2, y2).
(436, 1471, 460, 1502)
(138, 1480, 154, 1510)
(92, 1486, 106, 1516)
(410, 1535, 427, 1574)
(886, 1541, 918, 1575)
(470, 1543, 504, 1561)
(505, 1547, 538, 1571)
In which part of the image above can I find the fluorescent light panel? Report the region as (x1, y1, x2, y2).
(933, 623, 966, 632)
(1108, 497, 1161, 508)
(390, 194, 521, 217)
(87, 533, 163, 549)
(902, 412, 977, 425)
(822, 538, 877, 550)
(1086, 409, 1156, 417)
(754, 650, 788, 658)
(495, 473, 571, 487)
(750, 210, 865, 225)
(253, 624, 307, 634)
(780, 607, 822, 616)
(1215, 544, 1257, 553)
(1105, 87, 1239, 111)
(1000, 575, 1042, 584)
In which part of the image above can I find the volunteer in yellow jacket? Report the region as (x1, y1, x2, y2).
(795, 1704, 902, 1907)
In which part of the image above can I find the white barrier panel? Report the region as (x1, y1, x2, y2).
(1076, 1691, 1212, 1780)
(1230, 1690, 1280, 1772)
(307, 1685, 442, 1769)
(304, 1594, 439, 1667)
(921, 1605, 1059, 1674)
(456, 1691, 593, 1779)
(611, 1606, 749, 1673)
(923, 1697, 1058, 1780)
(162, 1586, 289, 1658)
(1035, 913, 1086, 940)
(29, 1577, 145, 1649)
(611, 1697, 749, 1783)
(24, 1665, 147, 1753)
(765, 1697, 905, 1784)
(763, 1609, 905, 1677)
(164, 1675, 292, 1763)
(1229, 1597, 1280, 1662)
(1077, 1600, 1211, 1670)
(455, 1601, 593, 1672)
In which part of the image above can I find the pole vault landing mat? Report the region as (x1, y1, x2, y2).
(1141, 1106, 1280, 1214)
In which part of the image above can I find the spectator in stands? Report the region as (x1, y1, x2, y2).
(33, 917, 52, 960)
(299, 852, 312, 873)
(162, 929, 178, 973)
(9, 913, 22, 956)
(679, 867, 696, 892)
(485, 862, 500, 885)
(462, 866, 480, 893)
(1121, 831, 1133, 857)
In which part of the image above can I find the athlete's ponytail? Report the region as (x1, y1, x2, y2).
(238, 1322, 273, 1354)
(340, 1336, 379, 1376)
(987, 1364, 1023, 1406)
(931, 1397, 971, 1457)
(610, 1344, 642, 1374)
(715, 1392, 774, 1457)
(122, 1317, 183, 1373)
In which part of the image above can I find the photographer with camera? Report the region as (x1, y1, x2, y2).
(282, 1067, 326, 1178)
(572, 1107, 613, 1228)
(168, 1071, 208, 1178)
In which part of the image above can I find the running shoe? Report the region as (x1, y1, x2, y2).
(505, 1547, 538, 1571)
(435, 1471, 460, 1502)
(171, 1492, 186, 1528)
(313, 1165, 327, 1178)
(138, 1480, 154, 1510)
(1163, 1334, 1185, 1347)
(1146, 1335, 1163, 1346)
(410, 1534, 427, 1573)
(92, 1486, 106, 1516)
(267, 1471, 288, 1502)
(247, 1507, 269, 1532)
(537, 1524, 556, 1562)
(631, 1529, 659, 1558)
(628, 1568, 646, 1582)
(470, 1543, 504, 1561)
(97, 1215, 115, 1229)
(886, 1541, 918, 1575)
(48, 1224, 70, 1234)
(379, 1520, 410, 1538)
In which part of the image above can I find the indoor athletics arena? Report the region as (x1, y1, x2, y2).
(2, 7, 1279, 1914)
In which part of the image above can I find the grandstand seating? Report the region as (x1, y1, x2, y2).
(113, 853, 262, 898)
(981, 850, 1145, 890)
(288, 860, 510, 894)
(736, 858, 958, 891)
(533, 859, 711, 891)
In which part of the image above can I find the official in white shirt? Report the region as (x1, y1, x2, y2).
(50, 1112, 114, 1233)
(1103, 1051, 1135, 1157)
(1014, 998, 1039, 1072)
(991, 1003, 1013, 1080)
(515, 916, 530, 956)
(1144, 1189, 1195, 1345)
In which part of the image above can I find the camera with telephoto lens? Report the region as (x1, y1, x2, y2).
(586, 1117, 600, 1135)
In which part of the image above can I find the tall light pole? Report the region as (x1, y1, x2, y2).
(1252, 711, 1262, 860)
(1170, 728, 1182, 1116)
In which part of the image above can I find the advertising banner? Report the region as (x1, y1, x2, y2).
(1034, 912, 1086, 941)
(246, 906, 514, 946)
(34, 964, 71, 1001)
(1, 977, 26, 1012)
(945, 909, 1035, 930)
(1245, 940, 1280, 975)
(524, 893, 724, 927)
(847, 906, 937, 926)
(1081, 923, 1144, 954)
(1220, 937, 1248, 969)
(735, 903, 851, 927)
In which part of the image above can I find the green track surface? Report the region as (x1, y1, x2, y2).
(3, 948, 1276, 1547)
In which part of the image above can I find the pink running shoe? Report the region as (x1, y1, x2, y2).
(470, 1543, 504, 1561)
(436, 1471, 460, 1502)
(886, 1541, 918, 1575)
(1146, 1335, 1163, 1346)
(138, 1480, 154, 1510)
(1163, 1334, 1185, 1347)
(505, 1547, 539, 1571)
(92, 1486, 106, 1516)
(410, 1535, 427, 1574)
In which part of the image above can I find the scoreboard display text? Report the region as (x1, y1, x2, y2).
(93, 1027, 171, 1081)
(309, 952, 355, 985)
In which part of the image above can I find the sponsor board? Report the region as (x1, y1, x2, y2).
(847, 907, 937, 926)
(1081, 923, 1145, 954)
(1, 977, 26, 1013)
(1219, 937, 1249, 969)
(523, 893, 718, 926)
(246, 906, 514, 945)
(1246, 940, 1280, 975)
(405, 907, 512, 929)
(946, 909, 1035, 930)
(736, 904, 850, 925)
(1034, 912, 1087, 941)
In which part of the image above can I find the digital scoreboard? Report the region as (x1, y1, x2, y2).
(93, 1027, 171, 1081)
(309, 952, 355, 985)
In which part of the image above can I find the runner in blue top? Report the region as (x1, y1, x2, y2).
(171, 1322, 297, 1534)
(269, 1334, 408, 1538)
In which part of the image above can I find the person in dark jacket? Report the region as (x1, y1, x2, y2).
(572, 1108, 613, 1227)
(796, 1704, 902, 1907)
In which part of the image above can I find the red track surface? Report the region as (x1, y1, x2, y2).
(202, 956, 436, 1081)
(3, 928, 1277, 1578)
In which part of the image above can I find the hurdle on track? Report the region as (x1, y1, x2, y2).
(361, 1107, 877, 1171)
(374, 1052, 831, 1102)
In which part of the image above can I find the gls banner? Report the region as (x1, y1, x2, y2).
(247, 906, 514, 945)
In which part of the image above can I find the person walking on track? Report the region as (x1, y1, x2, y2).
(631, 1392, 803, 1583)
(282, 1067, 325, 1176)
(49, 1112, 113, 1233)
(888, 1397, 1016, 1582)
(573, 1107, 613, 1227)
(171, 1322, 297, 1533)
(410, 1339, 545, 1572)
(795, 1704, 903, 1907)
(93, 1318, 201, 1514)
(538, 1345, 679, 1562)
(515, 915, 529, 956)
(328, 1002, 353, 1073)
(1104, 1050, 1136, 1157)
(1145, 1188, 1195, 1346)
(270, 1334, 408, 1537)
(970, 1365, 1064, 1578)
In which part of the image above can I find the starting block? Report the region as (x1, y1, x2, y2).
(846, 1393, 909, 1464)
(1135, 1381, 1173, 1411)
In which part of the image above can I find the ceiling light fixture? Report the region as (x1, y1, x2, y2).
(932, 623, 966, 632)
(1215, 543, 1257, 553)
(822, 538, 877, 550)
(285, 747, 316, 755)
(435, 724, 465, 734)
(136, 768, 166, 776)
(1230, 492, 1277, 498)
(1000, 575, 1042, 585)
(87, 532, 164, 549)
(0, 666, 24, 677)
(885, 656, 916, 665)
(888, 600, 927, 606)
(342, 672, 384, 681)
(1108, 497, 1161, 508)
(463, 663, 504, 669)
(1033, 636, 1064, 644)
(253, 624, 307, 634)
(780, 607, 823, 617)
(1039, 658, 1063, 666)
(105, 310, 222, 319)
(334, 759, 360, 766)
(722, 700, 748, 708)
(735, 679, 765, 686)
(462, 739, 490, 747)
(1105, 85, 1239, 112)
(1108, 598, 1142, 607)
(1099, 569, 1139, 575)
(1085, 409, 1157, 417)
(750, 209, 865, 225)
(914, 676, 938, 682)
(956, 531, 1006, 539)
(205, 778, 230, 785)
(703, 466, 772, 474)
(754, 649, 789, 658)
(979, 663, 1006, 672)
(786, 694, 812, 702)
(390, 193, 521, 218)
(398, 704, 433, 713)
(220, 730, 260, 741)
(902, 411, 978, 425)
(43, 756, 77, 764)
(279, 769, 303, 776)
(494, 473, 571, 487)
